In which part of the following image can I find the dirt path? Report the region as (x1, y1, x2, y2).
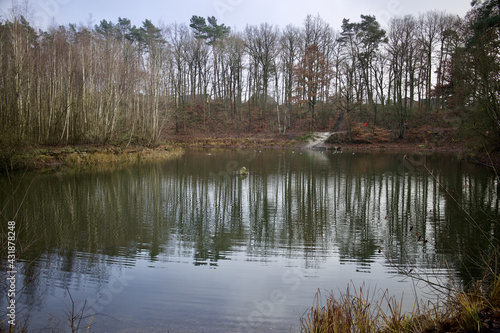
(302, 132, 332, 150)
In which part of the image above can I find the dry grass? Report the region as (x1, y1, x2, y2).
(24, 145, 184, 170)
(301, 284, 381, 333)
(61, 146, 184, 168)
(301, 269, 500, 333)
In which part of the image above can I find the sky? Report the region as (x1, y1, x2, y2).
(0, 0, 473, 31)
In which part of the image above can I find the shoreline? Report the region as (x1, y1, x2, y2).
(3, 133, 497, 172)
(164, 133, 465, 151)
(4, 144, 185, 171)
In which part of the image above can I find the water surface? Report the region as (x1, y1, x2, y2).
(1, 149, 499, 332)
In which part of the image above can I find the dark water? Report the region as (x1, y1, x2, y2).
(1, 149, 499, 332)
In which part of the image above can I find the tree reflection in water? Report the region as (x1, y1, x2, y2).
(1, 149, 498, 331)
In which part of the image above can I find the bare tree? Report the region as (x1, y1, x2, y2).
(223, 33, 245, 129)
(279, 25, 302, 131)
(245, 23, 280, 115)
(387, 15, 419, 138)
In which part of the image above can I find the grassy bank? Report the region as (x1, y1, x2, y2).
(3, 145, 184, 171)
(301, 269, 500, 332)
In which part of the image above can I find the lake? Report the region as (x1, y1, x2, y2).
(1, 149, 499, 332)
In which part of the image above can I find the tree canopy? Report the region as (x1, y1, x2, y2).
(189, 15, 231, 45)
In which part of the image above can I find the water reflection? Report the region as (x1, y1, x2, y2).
(0, 150, 498, 331)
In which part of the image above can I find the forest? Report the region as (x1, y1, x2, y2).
(0, 1, 499, 159)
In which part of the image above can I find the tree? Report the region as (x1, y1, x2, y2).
(189, 15, 230, 45)
(300, 15, 337, 129)
(293, 43, 332, 131)
(337, 16, 387, 125)
(387, 15, 419, 138)
(141, 20, 167, 144)
(355, 15, 387, 125)
(465, 0, 500, 145)
(280, 25, 301, 130)
(337, 18, 362, 140)
(189, 16, 230, 100)
(245, 23, 280, 115)
(419, 12, 441, 112)
(166, 23, 190, 133)
(2, 6, 497, 149)
(431, 16, 463, 109)
(223, 34, 245, 129)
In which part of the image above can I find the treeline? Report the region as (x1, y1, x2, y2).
(0, 16, 167, 147)
(0, 1, 499, 148)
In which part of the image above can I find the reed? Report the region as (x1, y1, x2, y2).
(301, 269, 500, 333)
(301, 285, 380, 333)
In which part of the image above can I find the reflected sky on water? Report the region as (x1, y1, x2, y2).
(1, 149, 499, 332)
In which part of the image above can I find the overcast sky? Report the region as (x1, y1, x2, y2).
(0, 0, 472, 31)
